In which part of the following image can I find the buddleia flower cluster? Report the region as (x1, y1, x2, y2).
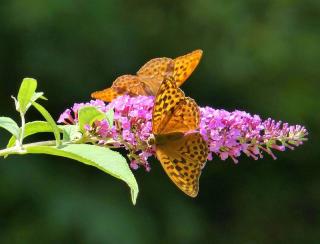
(199, 107, 307, 163)
(58, 95, 308, 170)
(58, 96, 155, 171)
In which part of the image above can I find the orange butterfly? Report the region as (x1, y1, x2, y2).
(91, 49, 203, 102)
(152, 75, 208, 197)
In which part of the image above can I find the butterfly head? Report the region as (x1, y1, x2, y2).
(154, 132, 185, 146)
(147, 134, 156, 147)
(147, 133, 184, 147)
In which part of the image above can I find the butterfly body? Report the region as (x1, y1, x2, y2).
(152, 75, 208, 197)
(91, 49, 203, 102)
(154, 133, 184, 145)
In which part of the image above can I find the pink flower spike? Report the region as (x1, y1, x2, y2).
(57, 95, 308, 169)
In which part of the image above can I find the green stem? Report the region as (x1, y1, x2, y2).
(0, 140, 57, 157)
(18, 111, 26, 146)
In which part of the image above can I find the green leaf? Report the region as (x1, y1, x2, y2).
(26, 144, 139, 205)
(59, 125, 82, 142)
(78, 106, 106, 132)
(106, 109, 114, 127)
(39, 95, 48, 100)
(18, 92, 47, 112)
(7, 121, 53, 148)
(32, 101, 61, 145)
(0, 117, 20, 139)
(17, 78, 37, 113)
(31, 92, 44, 102)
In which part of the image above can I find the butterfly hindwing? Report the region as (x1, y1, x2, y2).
(91, 75, 148, 102)
(113, 75, 150, 96)
(156, 133, 208, 197)
(91, 87, 119, 102)
(139, 59, 175, 95)
(137, 57, 173, 79)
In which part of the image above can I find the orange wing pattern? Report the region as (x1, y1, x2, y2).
(91, 50, 203, 102)
(152, 76, 199, 134)
(173, 49, 203, 87)
(91, 75, 148, 102)
(137, 57, 173, 79)
(152, 76, 208, 197)
(138, 59, 175, 95)
(156, 133, 208, 197)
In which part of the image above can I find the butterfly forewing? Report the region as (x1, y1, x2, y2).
(152, 77, 200, 134)
(156, 133, 208, 197)
(173, 49, 203, 87)
(152, 76, 185, 134)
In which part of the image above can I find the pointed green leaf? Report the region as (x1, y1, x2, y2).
(26, 144, 139, 204)
(17, 78, 37, 113)
(0, 117, 20, 139)
(31, 92, 44, 102)
(106, 109, 114, 127)
(39, 95, 48, 100)
(25, 92, 45, 111)
(6, 121, 53, 149)
(32, 101, 61, 145)
(78, 106, 106, 132)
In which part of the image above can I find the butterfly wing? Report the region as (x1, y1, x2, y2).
(152, 65, 208, 197)
(137, 57, 173, 79)
(138, 50, 203, 90)
(163, 98, 200, 134)
(173, 49, 203, 87)
(137, 58, 174, 95)
(152, 76, 200, 134)
(156, 132, 208, 197)
(91, 75, 148, 102)
(91, 50, 202, 101)
(91, 87, 119, 102)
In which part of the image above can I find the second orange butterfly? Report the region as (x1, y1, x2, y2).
(91, 49, 203, 102)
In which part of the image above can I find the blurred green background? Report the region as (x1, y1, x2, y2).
(0, 0, 319, 243)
